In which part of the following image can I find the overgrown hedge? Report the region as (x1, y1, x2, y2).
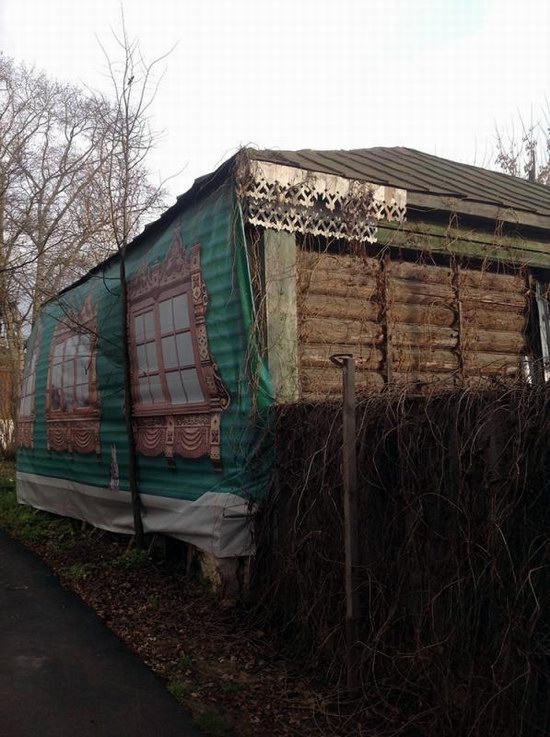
(251, 385, 550, 736)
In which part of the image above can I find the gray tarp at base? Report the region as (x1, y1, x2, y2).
(16, 472, 254, 558)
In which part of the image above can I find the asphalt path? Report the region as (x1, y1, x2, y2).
(0, 529, 203, 737)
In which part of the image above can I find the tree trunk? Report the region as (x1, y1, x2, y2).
(119, 245, 144, 546)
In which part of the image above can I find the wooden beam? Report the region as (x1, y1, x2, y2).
(264, 229, 299, 402)
(377, 221, 550, 269)
(407, 192, 550, 231)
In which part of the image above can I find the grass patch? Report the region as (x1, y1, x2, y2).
(221, 681, 244, 694)
(195, 708, 232, 736)
(0, 464, 75, 544)
(167, 678, 195, 699)
(177, 652, 193, 669)
(60, 562, 91, 581)
(112, 548, 153, 570)
(147, 593, 160, 609)
(0, 460, 15, 493)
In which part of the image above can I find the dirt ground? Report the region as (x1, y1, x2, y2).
(0, 463, 367, 737)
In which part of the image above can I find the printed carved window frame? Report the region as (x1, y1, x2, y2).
(45, 296, 101, 456)
(17, 323, 42, 450)
(128, 228, 230, 469)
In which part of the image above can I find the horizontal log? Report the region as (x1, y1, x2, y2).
(301, 366, 385, 396)
(463, 370, 522, 386)
(299, 281, 378, 300)
(298, 251, 379, 300)
(299, 294, 379, 321)
(299, 267, 378, 295)
(301, 344, 384, 370)
(298, 249, 380, 277)
(389, 276, 454, 299)
(462, 310, 525, 332)
(391, 324, 458, 349)
(390, 289, 454, 308)
(459, 269, 524, 291)
(387, 260, 453, 284)
(463, 351, 522, 372)
(390, 303, 456, 328)
(461, 328, 525, 354)
(391, 371, 458, 389)
(391, 347, 459, 373)
(460, 288, 526, 309)
(300, 316, 382, 344)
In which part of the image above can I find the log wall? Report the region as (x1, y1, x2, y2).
(297, 249, 528, 398)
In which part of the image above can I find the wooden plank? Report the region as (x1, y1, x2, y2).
(377, 222, 550, 268)
(264, 230, 299, 402)
(404, 192, 550, 231)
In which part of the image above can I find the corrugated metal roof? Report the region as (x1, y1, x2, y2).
(248, 147, 550, 225)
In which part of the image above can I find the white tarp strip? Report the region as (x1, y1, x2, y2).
(16, 471, 254, 558)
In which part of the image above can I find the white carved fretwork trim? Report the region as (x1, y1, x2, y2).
(236, 160, 407, 244)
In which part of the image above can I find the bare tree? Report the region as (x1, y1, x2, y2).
(96, 17, 172, 545)
(0, 47, 168, 455)
(1, 60, 110, 319)
(494, 105, 550, 184)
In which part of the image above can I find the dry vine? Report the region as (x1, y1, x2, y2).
(250, 381, 550, 736)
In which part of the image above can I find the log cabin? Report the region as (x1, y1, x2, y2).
(15, 147, 550, 562)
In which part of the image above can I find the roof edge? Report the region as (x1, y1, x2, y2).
(52, 154, 238, 304)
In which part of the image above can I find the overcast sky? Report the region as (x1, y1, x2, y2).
(1, 0, 549, 204)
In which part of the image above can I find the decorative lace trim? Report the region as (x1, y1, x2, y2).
(236, 159, 407, 243)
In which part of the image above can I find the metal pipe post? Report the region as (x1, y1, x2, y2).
(330, 353, 360, 693)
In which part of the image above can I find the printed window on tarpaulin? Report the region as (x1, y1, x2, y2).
(17, 327, 41, 449)
(45, 297, 101, 456)
(133, 291, 205, 410)
(49, 333, 94, 411)
(128, 227, 230, 467)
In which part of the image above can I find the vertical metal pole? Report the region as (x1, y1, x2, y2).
(331, 353, 360, 693)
